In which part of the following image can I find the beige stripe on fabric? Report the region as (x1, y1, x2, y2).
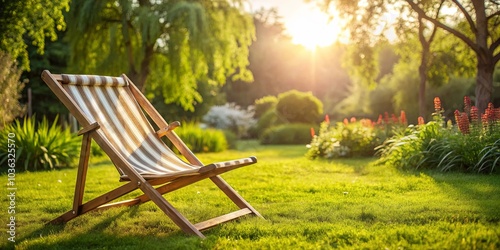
(61, 74, 127, 87)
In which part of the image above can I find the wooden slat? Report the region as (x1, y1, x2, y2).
(72, 133, 92, 215)
(78, 181, 138, 214)
(95, 198, 142, 211)
(49, 181, 138, 224)
(194, 208, 252, 231)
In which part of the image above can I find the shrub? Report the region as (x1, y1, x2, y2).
(0, 51, 25, 128)
(275, 90, 323, 124)
(222, 129, 238, 149)
(169, 123, 227, 153)
(252, 109, 287, 137)
(306, 118, 380, 159)
(202, 103, 256, 138)
(260, 123, 316, 145)
(254, 95, 277, 118)
(0, 116, 80, 171)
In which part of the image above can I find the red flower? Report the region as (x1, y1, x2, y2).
(434, 97, 442, 112)
(464, 96, 471, 114)
(384, 112, 389, 124)
(350, 117, 357, 123)
(343, 118, 348, 125)
(310, 127, 315, 137)
(470, 106, 479, 123)
(400, 110, 407, 125)
(455, 110, 469, 134)
(324, 114, 330, 124)
(459, 112, 470, 134)
(418, 116, 425, 125)
(391, 114, 398, 124)
(487, 103, 495, 121)
(482, 113, 489, 128)
(377, 114, 383, 125)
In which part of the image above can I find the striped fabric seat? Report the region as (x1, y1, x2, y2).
(60, 74, 255, 178)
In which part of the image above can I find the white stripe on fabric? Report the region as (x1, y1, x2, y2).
(115, 87, 195, 171)
(97, 87, 170, 174)
(79, 86, 158, 173)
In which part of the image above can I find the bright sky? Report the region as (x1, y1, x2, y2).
(248, 0, 342, 50)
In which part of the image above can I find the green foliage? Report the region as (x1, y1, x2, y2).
(22, 31, 71, 122)
(251, 109, 287, 139)
(260, 123, 315, 145)
(66, 0, 255, 111)
(0, 116, 80, 171)
(0, 0, 69, 70)
(276, 90, 323, 124)
(0, 51, 25, 128)
(307, 120, 381, 159)
(376, 99, 500, 173)
(168, 123, 227, 153)
(254, 95, 277, 118)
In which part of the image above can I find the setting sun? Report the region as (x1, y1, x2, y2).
(285, 8, 342, 50)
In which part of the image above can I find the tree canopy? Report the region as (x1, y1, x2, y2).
(66, 0, 255, 111)
(318, 0, 500, 113)
(0, 0, 69, 70)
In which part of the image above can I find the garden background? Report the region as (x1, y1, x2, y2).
(1, 0, 500, 249)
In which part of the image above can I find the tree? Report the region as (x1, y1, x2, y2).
(317, 0, 500, 113)
(0, 0, 69, 70)
(405, 0, 500, 113)
(66, 0, 255, 111)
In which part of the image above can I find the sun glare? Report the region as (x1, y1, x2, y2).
(286, 8, 341, 50)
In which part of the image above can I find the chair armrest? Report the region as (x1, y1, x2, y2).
(156, 121, 181, 138)
(77, 122, 100, 136)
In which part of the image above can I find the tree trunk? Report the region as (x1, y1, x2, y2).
(473, 0, 494, 113)
(127, 45, 153, 92)
(475, 58, 494, 113)
(418, 50, 428, 118)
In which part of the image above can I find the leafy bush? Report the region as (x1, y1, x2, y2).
(202, 103, 256, 138)
(0, 116, 80, 171)
(252, 109, 287, 137)
(260, 123, 316, 145)
(306, 118, 381, 159)
(254, 95, 277, 118)
(222, 129, 238, 149)
(275, 90, 323, 124)
(169, 123, 227, 153)
(0, 51, 25, 128)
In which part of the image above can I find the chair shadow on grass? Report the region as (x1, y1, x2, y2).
(17, 206, 209, 249)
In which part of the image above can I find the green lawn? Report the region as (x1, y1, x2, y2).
(2, 141, 500, 249)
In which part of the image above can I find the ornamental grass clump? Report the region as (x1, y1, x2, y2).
(0, 116, 80, 171)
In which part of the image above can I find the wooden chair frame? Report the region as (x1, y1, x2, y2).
(41, 70, 262, 238)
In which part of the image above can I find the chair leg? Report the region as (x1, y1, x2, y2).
(48, 133, 95, 224)
(73, 133, 92, 214)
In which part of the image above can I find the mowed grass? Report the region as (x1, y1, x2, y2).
(1, 140, 500, 249)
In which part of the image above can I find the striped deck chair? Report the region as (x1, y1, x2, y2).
(41, 70, 262, 238)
